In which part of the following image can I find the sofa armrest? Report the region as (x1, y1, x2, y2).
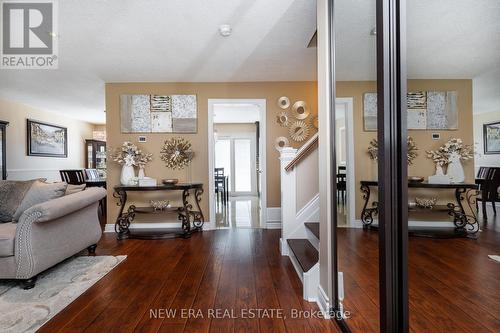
(13, 187, 105, 279)
(21, 187, 106, 223)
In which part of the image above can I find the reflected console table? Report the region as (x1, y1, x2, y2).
(113, 183, 204, 240)
(360, 180, 479, 238)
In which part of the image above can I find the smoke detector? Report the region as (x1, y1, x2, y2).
(219, 24, 232, 37)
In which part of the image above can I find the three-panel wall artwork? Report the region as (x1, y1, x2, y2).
(120, 94, 198, 133)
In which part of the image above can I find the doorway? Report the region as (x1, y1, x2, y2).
(334, 98, 355, 227)
(208, 99, 267, 229)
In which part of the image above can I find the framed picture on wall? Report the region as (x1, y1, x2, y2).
(27, 119, 68, 158)
(484, 121, 500, 154)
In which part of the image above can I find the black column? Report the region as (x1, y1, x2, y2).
(376, 0, 409, 332)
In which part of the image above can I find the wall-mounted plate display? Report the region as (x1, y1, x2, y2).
(274, 136, 290, 151)
(289, 120, 310, 142)
(291, 101, 310, 120)
(277, 111, 290, 127)
(278, 96, 291, 109)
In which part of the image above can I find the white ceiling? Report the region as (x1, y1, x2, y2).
(0, 0, 317, 124)
(335, 0, 500, 114)
(1, 0, 499, 123)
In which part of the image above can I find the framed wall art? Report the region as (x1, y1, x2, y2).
(484, 121, 500, 154)
(27, 119, 68, 158)
(363, 91, 458, 131)
(120, 94, 198, 133)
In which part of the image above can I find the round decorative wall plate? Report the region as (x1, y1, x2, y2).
(274, 136, 290, 151)
(289, 120, 310, 142)
(291, 101, 310, 120)
(278, 96, 291, 109)
(276, 111, 290, 127)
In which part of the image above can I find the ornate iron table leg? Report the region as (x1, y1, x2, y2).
(115, 205, 135, 240)
(360, 184, 378, 227)
(449, 188, 480, 235)
(181, 189, 193, 238)
(192, 188, 205, 230)
(113, 189, 133, 239)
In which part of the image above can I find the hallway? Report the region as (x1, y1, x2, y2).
(215, 196, 261, 229)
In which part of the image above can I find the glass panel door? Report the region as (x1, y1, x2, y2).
(233, 138, 256, 194)
(215, 138, 232, 191)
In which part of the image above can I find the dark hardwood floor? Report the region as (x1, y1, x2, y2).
(39, 229, 341, 333)
(338, 205, 500, 333)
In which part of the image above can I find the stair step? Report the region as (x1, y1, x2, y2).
(304, 222, 320, 239)
(287, 239, 318, 272)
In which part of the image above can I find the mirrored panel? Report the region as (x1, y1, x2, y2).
(407, 1, 500, 331)
(335, 0, 380, 331)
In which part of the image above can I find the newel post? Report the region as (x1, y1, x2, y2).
(279, 147, 298, 255)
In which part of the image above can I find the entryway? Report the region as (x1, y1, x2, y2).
(208, 99, 267, 229)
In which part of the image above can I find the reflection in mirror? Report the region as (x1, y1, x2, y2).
(335, 0, 379, 331)
(407, 1, 500, 331)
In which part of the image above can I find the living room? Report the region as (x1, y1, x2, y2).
(1, 1, 500, 333)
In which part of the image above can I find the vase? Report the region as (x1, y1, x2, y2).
(120, 164, 135, 185)
(372, 162, 378, 181)
(435, 164, 445, 176)
(138, 166, 145, 179)
(446, 153, 465, 183)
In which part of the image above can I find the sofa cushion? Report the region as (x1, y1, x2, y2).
(0, 180, 36, 223)
(13, 181, 68, 221)
(65, 183, 86, 195)
(0, 222, 16, 257)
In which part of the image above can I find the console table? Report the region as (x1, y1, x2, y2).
(113, 183, 204, 240)
(360, 180, 479, 238)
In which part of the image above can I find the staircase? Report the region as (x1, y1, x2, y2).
(279, 134, 320, 302)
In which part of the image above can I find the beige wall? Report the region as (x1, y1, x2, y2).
(296, 147, 319, 210)
(105, 82, 318, 222)
(0, 98, 93, 181)
(337, 79, 474, 219)
(474, 110, 500, 170)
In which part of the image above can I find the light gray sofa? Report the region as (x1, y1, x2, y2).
(0, 187, 106, 289)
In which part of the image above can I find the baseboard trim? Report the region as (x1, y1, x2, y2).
(280, 238, 288, 256)
(343, 219, 457, 229)
(317, 284, 331, 320)
(266, 207, 282, 229)
(266, 221, 282, 229)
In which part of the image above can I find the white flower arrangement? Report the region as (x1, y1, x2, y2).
(111, 142, 153, 167)
(426, 138, 474, 166)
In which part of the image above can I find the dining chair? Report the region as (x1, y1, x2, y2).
(59, 169, 86, 185)
(337, 173, 346, 204)
(477, 166, 489, 179)
(476, 167, 500, 220)
(214, 168, 227, 205)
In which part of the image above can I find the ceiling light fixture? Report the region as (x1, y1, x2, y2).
(219, 24, 232, 37)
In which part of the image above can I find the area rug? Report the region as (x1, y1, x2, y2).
(0, 255, 126, 333)
(488, 255, 500, 263)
